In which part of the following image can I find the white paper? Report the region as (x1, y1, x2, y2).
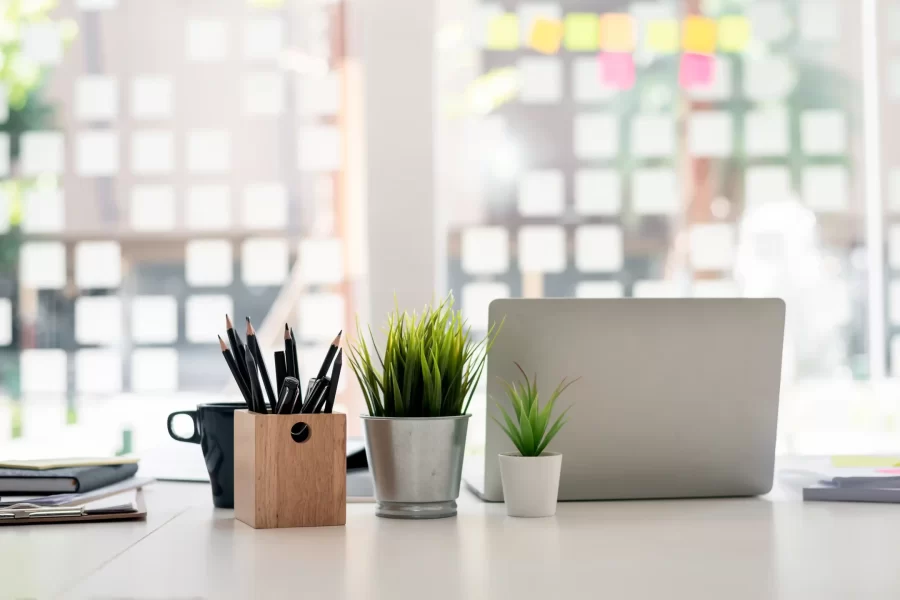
(573, 113, 618, 159)
(461, 227, 509, 275)
(688, 224, 735, 271)
(243, 72, 285, 116)
(297, 73, 341, 117)
(242, 238, 289, 286)
(21, 350, 67, 394)
(518, 169, 564, 216)
(748, 1, 792, 43)
(517, 2, 562, 39)
(76, 0, 118, 9)
(891, 280, 900, 325)
(131, 348, 178, 392)
(131, 76, 173, 120)
(575, 225, 623, 272)
(75, 296, 123, 344)
(518, 226, 566, 273)
(76, 131, 119, 177)
(76, 76, 118, 121)
(185, 240, 233, 287)
(744, 166, 792, 208)
(131, 130, 174, 175)
(297, 293, 345, 342)
(22, 23, 62, 65)
(687, 56, 732, 102)
(75, 241, 121, 288)
(692, 280, 739, 298)
(0, 298, 11, 346)
(186, 20, 227, 62)
(572, 56, 617, 103)
(575, 281, 624, 298)
(75, 350, 122, 395)
(518, 57, 562, 104)
(574, 169, 621, 216)
(800, 110, 846, 155)
(243, 18, 284, 61)
(744, 57, 796, 102)
(22, 187, 64, 233)
(744, 108, 789, 156)
(243, 183, 288, 230)
(799, 0, 839, 42)
(187, 130, 230, 174)
(186, 185, 232, 231)
(632, 280, 685, 298)
(0, 133, 9, 177)
(185, 295, 233, 343)
(688, 111, 733, 157)
(131, 296, 178, 344)
(462, 282, 510, 331)
(298, 125, 341, 171)
(632, 168, 680, 215)
(21, 131, 64, 175)
(631, 115, 674, 158)
(185, 184, 231, 231)
(130, 185, 176, 231)
(20, 243, 66, 290)
(299, 238, 344, 284)
(802, 166, 848, 213)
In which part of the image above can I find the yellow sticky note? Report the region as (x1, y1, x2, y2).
(563, 13, 599, 51)
(599, 13, 635, 52)
(487, 14, 519, 50)
(683, 15, 717, 54)
(718, 15, 751, 52)
(530, 18, 563, 54)
(645, 19, 679, 53)
(831, 456, 900, 468)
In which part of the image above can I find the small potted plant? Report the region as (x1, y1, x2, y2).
(493, 364, 578, 518)
(347, 294, 501, 519)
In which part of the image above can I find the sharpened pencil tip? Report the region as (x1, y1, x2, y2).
(246, 319, 255, 336)
(218, 335, 228, 351)
(225, 314, 233, 329)
(284, 323, 291, 339)
(332, 331, 342, 346)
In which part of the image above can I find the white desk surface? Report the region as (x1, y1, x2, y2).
(4, 477, 900, 600)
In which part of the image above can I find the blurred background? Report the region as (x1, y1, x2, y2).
(0, 0, 898, 463)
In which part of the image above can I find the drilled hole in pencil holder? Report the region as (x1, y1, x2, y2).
(290, 422, 311, 443)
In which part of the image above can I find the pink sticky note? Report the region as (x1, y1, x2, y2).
(876, 468, 900, 474)
(598, 52, 635, 90)
(679, 52, 714, 88)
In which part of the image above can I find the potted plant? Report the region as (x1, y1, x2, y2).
(493, 364, 578, 517)
(347, 294, 500, 519)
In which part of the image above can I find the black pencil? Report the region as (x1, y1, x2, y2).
(246, 318, 276, 412)
(274, 350, 286, 396)
(323, 349, 342, 413)
(244, 345, 264, 413)
(219, 335, 251, 405)
(290, 327, 300, 381)
(284, 324, 295, 379)
(226, 315, 251, 387)
(316, 330, 341, 380)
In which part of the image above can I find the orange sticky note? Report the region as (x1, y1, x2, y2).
(599, 13, 635, 52)
(683, 15, 716, 54)
(530, 18, 563, 54)
(718, 15, 751, 52)
(645, 19, 679, 53)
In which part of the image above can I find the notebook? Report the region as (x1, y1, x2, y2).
(0, 490, 147, 526)
(803, 475, 900, 503)
(0, 463, 139, 494)
(0, 457, 138, 470)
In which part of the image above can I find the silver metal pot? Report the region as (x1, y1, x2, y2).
(361, 414, 470, 519)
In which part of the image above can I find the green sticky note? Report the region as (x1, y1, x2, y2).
(645, 19, 679, 53)
(831, 456, 900, 468)
(487, 14, 519, 50)
(718, 15, 751, 52)
(564, 13, 599, 51)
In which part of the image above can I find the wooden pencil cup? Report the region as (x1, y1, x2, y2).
(234, 410, 346, 529)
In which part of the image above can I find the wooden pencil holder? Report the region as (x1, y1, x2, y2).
(234, 410, 346, 529)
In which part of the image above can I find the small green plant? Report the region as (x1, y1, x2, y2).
(347, 293, 502, 417)
(493, 363, 578, 457)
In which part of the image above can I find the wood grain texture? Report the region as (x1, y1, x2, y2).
(234, 411, 346, 529)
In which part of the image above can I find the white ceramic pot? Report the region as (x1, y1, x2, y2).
(498, 452, 562, 517)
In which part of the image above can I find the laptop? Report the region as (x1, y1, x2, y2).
(465, 298, 785, 502)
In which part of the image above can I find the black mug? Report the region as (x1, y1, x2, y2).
(167, 402, 244, 508)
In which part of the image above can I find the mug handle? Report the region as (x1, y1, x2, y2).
(167, 410, 201, 444)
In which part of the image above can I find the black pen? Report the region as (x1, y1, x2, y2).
(275, 376, 300, 414)
(323, 349, 342, 413)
